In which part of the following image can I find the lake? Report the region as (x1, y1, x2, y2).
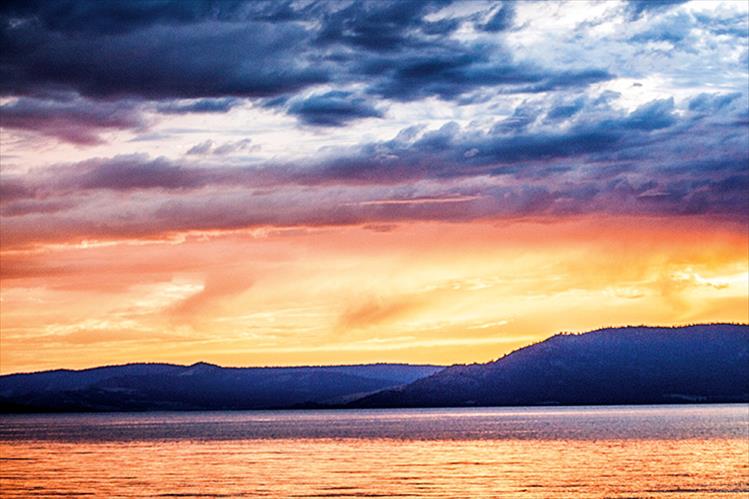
(1, 405, 747, 498)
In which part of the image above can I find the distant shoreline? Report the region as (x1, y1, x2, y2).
(5, 400, 749, 415)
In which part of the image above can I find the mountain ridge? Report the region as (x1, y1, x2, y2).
(351, 323, 749, 408)
(0, 363, 444, 412)
(2, 323, 747, 412)
(1, 361, 444, 377)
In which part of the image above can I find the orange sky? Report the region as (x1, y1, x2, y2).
(1, 215, 746, 374)
(2, 0, 748, 375)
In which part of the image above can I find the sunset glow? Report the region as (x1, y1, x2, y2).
(1, 0, 748, 374)
(2, 215, 746, 373)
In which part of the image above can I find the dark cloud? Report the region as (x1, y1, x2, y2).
(626, 0, 689, 21)
(0, 178, 35, 202)
(0, 198, 77, 217)
(3, 92, 745, 244)
(5, 94, 742, 196)
(0, 95, 144, 144)
(481, 3, 515, 32)
(362, 47, 613, 101)
(688, 92, 742, 113)
(4, 157, 746, 250)
(546, 97, 585, 121)
(0, 0, 611, 111)
(287, 91, 383, 126)
(492, 102, 541, 133)
(0, 1, 746, 248)
(0, 18, 328, 100)
(155, 98, 241, 114)
(314, 0, 456, 51)
(420, 17, 461, 36)
(513, 69, 613, 94)
(629, 12, 693, 44)
(468, 129, 622, 165)
(1, 0, 249, 35)
(600, 98, 676, 131)
(73, 155, 212, 190)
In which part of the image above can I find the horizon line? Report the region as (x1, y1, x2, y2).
(3, 322, 746, 377)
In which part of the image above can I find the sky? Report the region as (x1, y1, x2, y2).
(0, 0, 748, 374)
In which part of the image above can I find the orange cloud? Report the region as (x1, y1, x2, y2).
(337, 295, 424, 331)
(1, 215, 746, 373)
(169, 272, 253, 323)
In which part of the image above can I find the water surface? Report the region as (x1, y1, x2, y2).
(1, 405, 747, 497)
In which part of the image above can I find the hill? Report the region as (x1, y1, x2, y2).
(0, 363, 443, 412)
(352, 324, 749, 407)
(3, 324, 747, 412)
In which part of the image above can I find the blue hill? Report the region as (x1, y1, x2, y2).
(0, 363, 442, 412)
(3, 324, 747, 412)
(352, 324, 749, 407)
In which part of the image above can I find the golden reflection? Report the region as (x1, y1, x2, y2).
(1, 437, 747, 497)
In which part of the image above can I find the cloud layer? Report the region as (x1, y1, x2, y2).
(1, 1, 748, 374)
(0, 0, 747, 249)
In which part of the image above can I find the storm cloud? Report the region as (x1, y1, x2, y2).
(0, 0, 747, 248)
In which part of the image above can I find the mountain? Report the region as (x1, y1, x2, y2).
(0, 363, 443, 412)
(3, 324, 747, 412)
(352, 324, 749, 408)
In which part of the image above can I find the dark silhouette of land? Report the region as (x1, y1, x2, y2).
(1, 324, 747, 412)
(0, 363, 442, 412)
(352, 324, 749, 408)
